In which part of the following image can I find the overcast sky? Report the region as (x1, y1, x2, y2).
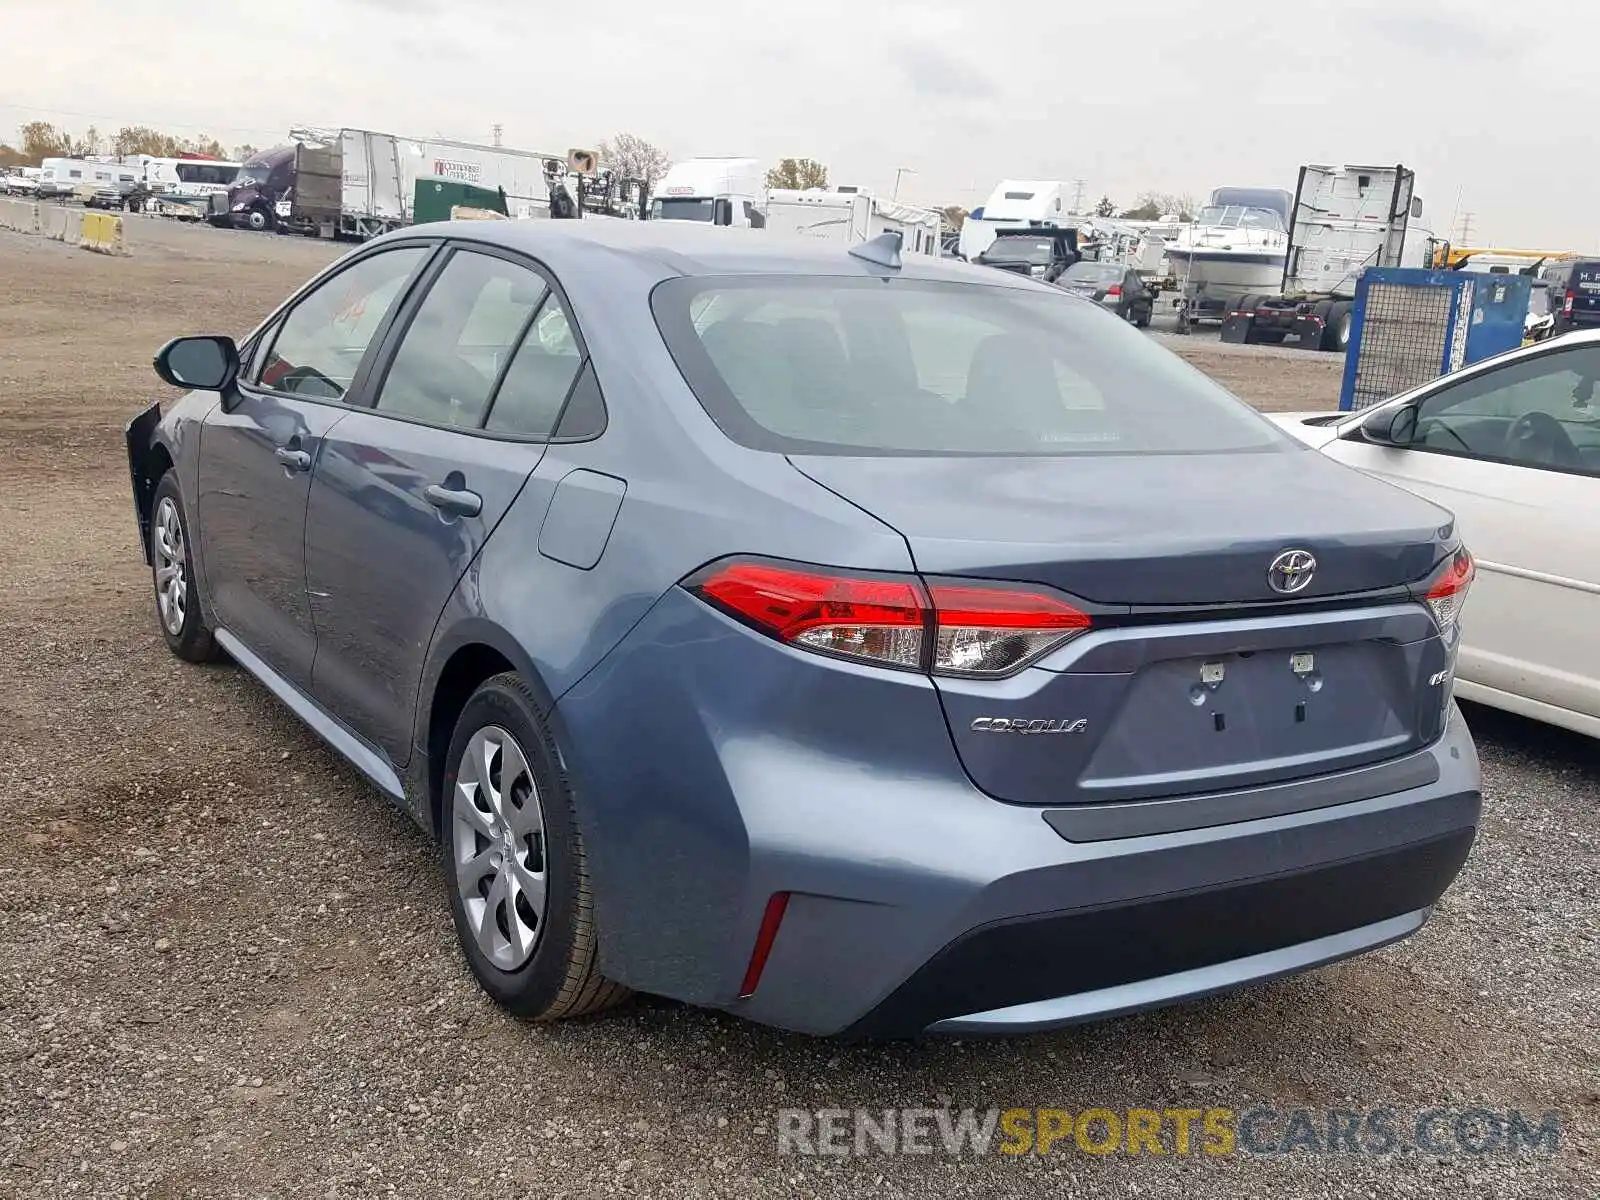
(4, 0, 1594, 249)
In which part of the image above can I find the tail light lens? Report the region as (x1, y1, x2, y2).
(1564, 290, 1575, 316)
(1421, 547, 1475, 633)
(690, 561, 925, 669)
(687, 559, 1092, 677)
(927, 583, 1091, 676)
(1105, 285, 1122, 297)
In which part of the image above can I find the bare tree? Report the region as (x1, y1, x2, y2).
(765, 158, 828, 190)
(1093, 195, 1117, 218)
(939, 205, 968, 231)
(598, 133, 671, 187)
(1126, 190, 1195, 220)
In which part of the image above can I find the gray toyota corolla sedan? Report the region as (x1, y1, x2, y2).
(125, 220, 1481, 1037)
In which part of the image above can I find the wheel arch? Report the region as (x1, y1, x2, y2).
(416, 619, 569, 842)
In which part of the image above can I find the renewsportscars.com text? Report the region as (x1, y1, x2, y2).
(775, 1107, 1563, 1158)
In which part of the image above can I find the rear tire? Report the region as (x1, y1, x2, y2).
(149, 472, 221, 664)
(1325, 302, 1353, 352)
(441, 672, 632, 1022)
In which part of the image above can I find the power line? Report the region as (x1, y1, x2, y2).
(0, 99, 285, 139)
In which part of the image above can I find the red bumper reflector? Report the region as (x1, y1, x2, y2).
(738, 892, 791, 998)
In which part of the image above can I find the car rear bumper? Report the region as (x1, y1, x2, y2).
(558, 592, 1482, 1038)
(845, 825, 1470, 1037)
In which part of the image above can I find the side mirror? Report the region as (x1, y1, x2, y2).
(1358, 403, 1418, 446)
(154, 335, 239, 392)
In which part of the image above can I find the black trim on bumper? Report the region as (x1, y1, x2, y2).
(1043, 750, 1440, 842)
(843, 828, 1475, 1039)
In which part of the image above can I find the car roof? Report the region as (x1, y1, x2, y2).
(386, 218, 1036, 289)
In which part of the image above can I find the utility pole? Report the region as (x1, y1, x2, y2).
(1071, 178, 1087, 215)
(892, 166, 915, 200)
(492, 124, 503, 148)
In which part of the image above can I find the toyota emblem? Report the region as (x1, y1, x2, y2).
(1268, 549, 1317, 595)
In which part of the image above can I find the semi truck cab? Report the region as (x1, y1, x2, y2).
(648, 157, 764, 227)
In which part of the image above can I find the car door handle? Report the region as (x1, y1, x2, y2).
(274, 447, 312, 472)
(424, 484, 482, 518)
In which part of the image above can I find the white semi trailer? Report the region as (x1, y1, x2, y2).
(218, 128, 565, 238)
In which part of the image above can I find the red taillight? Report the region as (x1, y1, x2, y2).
(691, 561, 926, 668)
(1564, 289, 1575, 315)
(1105, 285, 1122, 297)
(738, 892, 790, 998)
(1422, 547, 1475, 633)
(687, 559, 1092, 677)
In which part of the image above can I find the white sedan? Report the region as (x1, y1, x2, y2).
(1272, 330, 1600, 738)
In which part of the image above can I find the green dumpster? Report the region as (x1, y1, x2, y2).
(412, 176, 509, 224)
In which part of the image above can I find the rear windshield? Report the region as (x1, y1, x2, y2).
(651, 276, 1291, 456)
(1063, 262, 1123, 283)
(982, 238, 1053, 264)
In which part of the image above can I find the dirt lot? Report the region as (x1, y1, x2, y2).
(0, 221, 1594, 1199)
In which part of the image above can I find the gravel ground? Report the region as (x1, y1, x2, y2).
(0, 221, 1594, 1199)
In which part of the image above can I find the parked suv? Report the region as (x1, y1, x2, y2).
(126, 221, 1481, 1036)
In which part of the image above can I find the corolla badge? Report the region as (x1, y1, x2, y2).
(970, 717, 1088, 735)
(1267, 549, 1317, 595)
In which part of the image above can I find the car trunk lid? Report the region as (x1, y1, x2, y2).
(789, 450, 1457, 805)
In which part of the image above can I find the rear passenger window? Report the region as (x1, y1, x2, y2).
(484, 293, 583, 438)
(375, 250, 546, 428)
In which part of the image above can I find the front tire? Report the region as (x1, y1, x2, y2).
(245, 206, 273, 232)
(441, 672, 631, 1021)
(150, 473, 221, 663)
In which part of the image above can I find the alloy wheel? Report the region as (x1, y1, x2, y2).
(452, 726, 548, 970)
(152, 496, 188, 637)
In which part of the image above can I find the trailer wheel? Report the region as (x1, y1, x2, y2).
(1324, 302, 1353, 352)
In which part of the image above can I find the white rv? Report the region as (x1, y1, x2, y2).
(957, 179, 1070, 259)
(141, 156, 241, 199)
(649, 157, 763, 227)
(37, 157, 137, 200)
(762, 188, 941, 256)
